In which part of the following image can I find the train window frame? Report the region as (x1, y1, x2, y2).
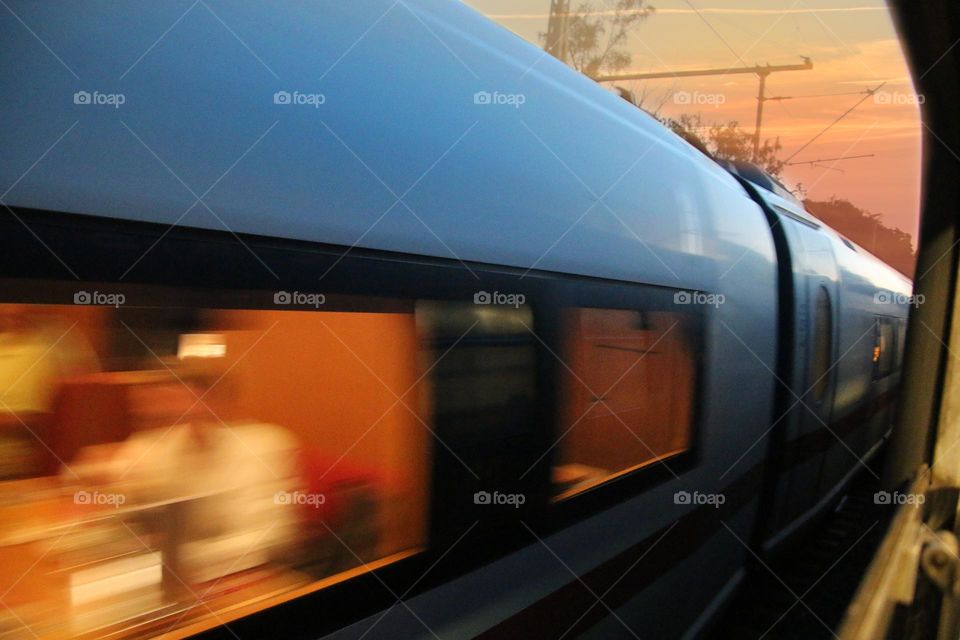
(0, 285, 439, 623)
(0, 204, 717, 637)
(0, 205, 558, 639)
(543, 283, 708, 510)
(416, 299, 542, 539)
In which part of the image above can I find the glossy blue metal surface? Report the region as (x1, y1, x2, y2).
(0, 0, 772, 293)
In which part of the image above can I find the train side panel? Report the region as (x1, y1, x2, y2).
(2, 0, 893, 638)
(752, 191, 911, 552)
(3, 0, 745, 293)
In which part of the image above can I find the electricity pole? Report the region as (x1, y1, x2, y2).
(593, 58, 814, 161)
(545, 1, 572, 64)
(754, 71, 768, 162)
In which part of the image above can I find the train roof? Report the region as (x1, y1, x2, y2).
(721, 160, 801, 206)
(0, 1, 768, 290)
(735, 166, 913, 293)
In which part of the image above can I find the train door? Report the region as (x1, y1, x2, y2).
(810, 281, 845, 498)
(769, 218, 840, 538)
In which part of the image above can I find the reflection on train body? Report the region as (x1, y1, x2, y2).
(555, 308, 696, 499)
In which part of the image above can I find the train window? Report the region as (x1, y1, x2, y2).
(416, 301, 537, 529)
(0, 290, 431, 636)
(552, 307, 696, 500)
(416, 301, 536, 444)
(873, 317, 897, 379)
(811, 287, 833, 403)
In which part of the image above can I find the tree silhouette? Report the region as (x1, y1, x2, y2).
(657, 117, 915, 276)
(660, 113, 785, 177)
(803, 197, 916, 277)
(543, 1, 656, 77)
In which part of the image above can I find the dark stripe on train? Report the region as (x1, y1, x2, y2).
(475, 463, 765, 639)
(476, 391, 896, 639)
(778, 388, 898, 472)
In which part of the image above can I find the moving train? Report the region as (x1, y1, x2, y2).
(0, 1, 912, 639)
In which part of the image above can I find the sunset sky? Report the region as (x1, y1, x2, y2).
(465, 0, 923, 244)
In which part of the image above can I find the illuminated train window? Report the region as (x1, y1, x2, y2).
(553, 307, 696, 500)
(0, 293, 431, 636)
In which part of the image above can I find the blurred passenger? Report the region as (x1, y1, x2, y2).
(110, 357, 300, 587)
